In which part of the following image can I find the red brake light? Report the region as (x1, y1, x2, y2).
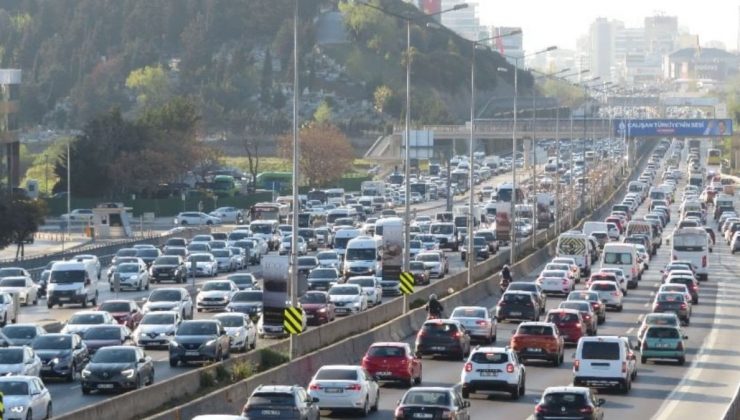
(535, 404, 547, 414)
(464, 362, 473, 372)
(622, 361, 627, 373)
(345, 383, 362, 391)
(574, 359, 580, 371)
(476, 320, 488, 326)
(506, 363, 515, 373)
(702, 255, 707, 268)
(309, 383, 320, 390)
(453, 331, 462, 339)
(580, 406, 594, 414)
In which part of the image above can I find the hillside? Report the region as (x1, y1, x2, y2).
(0, 0, 525, 135)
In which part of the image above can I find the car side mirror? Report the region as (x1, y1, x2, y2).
(139, 357, 147, 363)
(463, 400, 471, 408)
(683, 335, 689, 340)
(597, 398, 606, 407)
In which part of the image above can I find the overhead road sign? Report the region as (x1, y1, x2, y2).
(615, 119, 732, 137)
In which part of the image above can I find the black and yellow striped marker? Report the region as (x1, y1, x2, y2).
(283, 306, 303, 335)
(399, 272, 415, 295)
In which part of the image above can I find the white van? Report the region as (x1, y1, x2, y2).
(333, 228, 362, 258)
(583, 222, 618, 239)
(47, 261, 99, 308)
(601, 243, 640, 285)
(556, 233, 592, 277)
(672, 227, 710, 281)
(343, 236, 382, 278)
(573, 336, 637, 393)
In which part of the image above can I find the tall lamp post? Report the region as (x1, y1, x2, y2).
(466, 29, 521, 286)
(579, 76, 600, 214)
(289, 0, 300, 361)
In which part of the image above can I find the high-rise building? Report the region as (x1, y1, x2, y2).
(588, 18, 618, 81)
(644, 15, 678, 55)
(440, 0, 482, 41)
(490, 26, 523, 66)
(0, 69, 21, 190)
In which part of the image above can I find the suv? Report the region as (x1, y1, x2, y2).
(509, 322, 564, 366)
(534, 386, 605, 419)
(495, 291, 540, 322)
(573, 336, 637, 393)
(242, 385, 320, 420)
(460, 346, 526, 399)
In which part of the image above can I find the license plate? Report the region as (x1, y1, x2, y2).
(431, 346, 445, 351)
(306, 314, 314, 319)
(325, 388, 343, 393)
(97, 384, 114, 389)
(527, 348, 542, 352)
(261, 410, 280, 416)
(59, 297, 70, 301)
(658, 343, 671, 348)
(413, 414, 433, 419)
(185, 350, 199, 356)
(510, 312, 521, 316)
(41, 366, 51, 371)
(336, 308, 348, 313)
(377, 371, 392, 376)
(481, 371, 497, 377)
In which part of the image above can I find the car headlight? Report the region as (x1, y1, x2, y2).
(51, 357, 60, 365)
(205, 339, 217, 347)
(170, 341, 179, 348)
(353, 301, 361, 307)
(233, 331, 241, 337)
(10, 406, 25, 413)
(81, 369, 91, 378)
(76, 288, 86, 295)
(318, 308, 327, 313)
(122, 369, 135, 379)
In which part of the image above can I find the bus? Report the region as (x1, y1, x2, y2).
(249, 202, 289, 223)
(255, 172, 292, 193)
(707, 148, 722, 166)
(671, 227, 709, 281)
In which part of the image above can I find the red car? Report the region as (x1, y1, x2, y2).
(299, 291, 335, 325)
(362, 342, 422, 387)
(97, 299, 143, 330)
(605, 216, 624, 234)
(545, 309, 586, 345)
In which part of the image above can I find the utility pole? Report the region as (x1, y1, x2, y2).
(289, 0, 299, 361)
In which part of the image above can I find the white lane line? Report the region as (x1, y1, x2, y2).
(637, 314, 644, 322)
(626, 327, 634, 334)
(643, 302, 649, 307)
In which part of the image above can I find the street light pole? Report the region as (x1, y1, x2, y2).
(289, 0, 299, 360)
(403, 18, 411, 278)
(510, 57, 518, 265)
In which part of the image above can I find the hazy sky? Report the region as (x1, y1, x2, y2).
(477, 0, 739, 52)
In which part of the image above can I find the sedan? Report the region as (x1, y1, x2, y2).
(213, 313, 257, 353)
(1, 324, 46, 347)
(328, 284, 368, 316)
(61, 311, 118, 336)
(299, 291, 336, 325)
(174, 212, 221, 226)
(0, 347, 42, 376)
(558, 300, 598, 336)
(209, 207, 244, 224)
(346, 276, 383, 307)
(0, 277, 38, 306)
(82, 324, 132, 354)
(169, 320, 230, 366)
(307, 365, 380, 416)
(81, 346, 154, 394)
(394, 386, 470, 420)
(449, 306, 496, 343)
(0, 376, 52, 420)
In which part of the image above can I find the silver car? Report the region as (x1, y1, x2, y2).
(0, 347, 42, 377)
(114, 262, 150, 291)
(60, 311, 117, 336)
(133, 311, 181, 348)
(346, 276, 383, 307)
(450, 306, 497, 343)
(0, 376, 52, 419)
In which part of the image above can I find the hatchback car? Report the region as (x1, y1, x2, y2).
(0, 346, 42, 376)
(33, 333, 89, 382)
(241, 384, 319, 420)
(415, 320, 471, 360)
(81, 346, 154, 394)
(133, 311, 181, 348)
(213, 313, 257, 352)
(495, 291, 540, 322)
(588, 281, 623, 311)
(558, 301, 597, 336)
(545, 309, 586, 345)
(299, 291, 335, 325)
(460, 346, 525, 399)
(361, 342, 421, 387)
(640, 326, 688, 365)
(169, 320, 230, 366)
(534, 386, 605, 420)
(0, 376, 52, 420)
(652, 292, 691, 325)
(393, 386, 470, 420)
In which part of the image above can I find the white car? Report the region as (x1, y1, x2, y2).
(634, 245, 650, 271)
(279, 236, 307, 256)
(316, 251, 342, 269)
(247, 237, 270, 256)
(0, 267, 31, 281)
(213, 313, 257, 352)
(209, 207, 244, 224)
(60, 208, 94, 222)
(133, 311, 181, 348)
(174, 212, 222, 226)
(346, 276, 382, 307)
(61, 311, 117, 336)
(196, 280, 239, 312)
(307, 365, 380, 416)
(536, 270, 574, 296)
(0, 277, 38, 306)
(113, 262, 150, 291)
(450, 306, 497, 343)
(658, 284, 693, 304)
(0, 347, 42, 376)
(327, 284, 368, 316)
(598, 268, 628, 293)
(551, 257, 582, 281)
(588, 281, 624, 311)
(142, 288, 194, 320)
(544, 263, 578, 285)
(0, 376, 53, 419)
(211, 249, 237, 273)
(186, 253, 218, 277)
(461, 346, 525, 399)
(416, 252, 446, 279)
(0, 293, 18, 326)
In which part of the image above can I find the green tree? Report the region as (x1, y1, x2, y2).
(260, 49, 274, 106)
(0, 196, 47, 261)
(313, 100, 332, 123)
(125, 65, 172, 109)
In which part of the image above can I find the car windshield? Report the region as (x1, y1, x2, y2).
(603, 252, 633, 264)
(345, 248, 376, 261)
(0, 381, 28, 396)
(248, 393, 295, 407)
(148, 290, 181, 302)
(518, 325, 553, 335)
(430, 225, 453, 234)
(118, 264, 138, 274)
(503, 294, 532, 304)
(647, 327, 680, 339)
(115, 249, 137, 258)
(155, 256, 180, 266)
(215, 316, 243, 328)
(470, 352, 508, 364)
(658, 293, 684, 302)
(581, 341, 620, 360)
(228, 275, 254, 286)
(92, 348, 136, 363)
(137, 249, 158, 258)
(317, 252, 338, 260)
(646, 315, 677, 326)
(33, 335, 71, 350)
(232, 292, 262, 302)
(315, 368, 358, 381)
(298, 257, 317, 267)
(177, 322, 218, 336)
(84, 327, 121, 340)
(348, 278, 375, 288)
(99, 301, 134, 313)
(591, 283, 616, 291)
(410, 240, 422, 248)
(417, 254, 439, 262)
(69, 314, 105, 324)
(507, 283, 535, 292)
(410, 262, 426, 271)
(673, 233, 707, 251)
(421, 323, 458, 334)
(211, 250, 230, 258)
(203, 282, 231, 291)
(368, 346, 405, 357)
(140, 314, 176, 325)
(309, 269, 336, 279)
(402, 390, 450, 406)
(189, 254, 212, 262)
(329, 286, 359, 296)
(542, 392, 587, 408)
(300, 293, 327, 304)
(0, 279, 25, 287)
(0, 349, 23, 364)
(2, 326, 37, 339)
(451, 308, 486, 318)
(250, 224, 272, 234)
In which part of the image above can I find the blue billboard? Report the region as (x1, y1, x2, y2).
(614, 119, 733, 137)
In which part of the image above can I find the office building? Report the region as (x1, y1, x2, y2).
(0, 69, 21, 190)
(491, 26, 524, 66)
(440, 0, 483, 41)
(588, 18, 618, 81)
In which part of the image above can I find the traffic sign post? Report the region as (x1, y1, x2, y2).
(399, 272, 415, 295)
(283, 306, 303, 335)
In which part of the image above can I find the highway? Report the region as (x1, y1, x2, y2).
(352, 145, 740, 420)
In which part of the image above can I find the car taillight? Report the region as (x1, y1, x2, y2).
(575, 323, 582, 328)
(452, 331, 462, 339)
(394, 407, 405, 417)
(680, 303, 687, 309)
(574, 359, 580, 371)
(464, 362, 473, 372)
(622, 361, 627, 373)
(580, 406, 594, 414)
(535, 404, 548, 414)
(309, 383, 320, 390)
(702, 255, 707, 268)
(441, 409, 452, 419)
(345, 383, 362, 391)
(506, 363, 515, 373)
(677, 341, 684, 351)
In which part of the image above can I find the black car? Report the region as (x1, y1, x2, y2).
(394, 386, 471, 420)
(150, 256, 186, 283)
(169, 320, 230, 366)
(82, 325, 132, 354)
(495, 291, 540, 322)
(227, 273, 259, 291)
(32, 333, 89, 382)
(81, 346, 154, 394)
(535, 386, 605, 420)
(242, 384, 320, 420)
(506, 282, 547, 314)
(135, 248, 162, 267)
(226, 290, 263, 319)
(307, 268, 341, 291)
(414, 320, 471, 360)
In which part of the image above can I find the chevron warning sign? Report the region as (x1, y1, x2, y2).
(283, 306, 303, 335)
(399, 271, 415, 295)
